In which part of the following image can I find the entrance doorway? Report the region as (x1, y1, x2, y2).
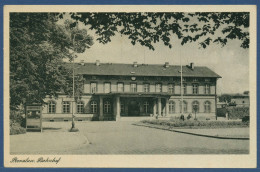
(128, 100, 140, 116)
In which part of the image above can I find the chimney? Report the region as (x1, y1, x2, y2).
(164, 62, 169, 68)
(95, 60, 100, 66)
(133, 61, 138, 67)
(80, 60, 84, 66)
(190, 62, 194, 70)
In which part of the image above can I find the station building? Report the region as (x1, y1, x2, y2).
(42, 61, 221, 121)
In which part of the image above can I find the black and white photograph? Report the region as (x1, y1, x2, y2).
(4, 5, 257, 168)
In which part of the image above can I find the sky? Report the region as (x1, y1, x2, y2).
(67, 15, 249, 95)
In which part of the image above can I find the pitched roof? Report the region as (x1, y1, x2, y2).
(68, 62, 221, 78)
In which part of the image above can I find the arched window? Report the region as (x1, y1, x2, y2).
(62, 101, 70, 113)
(179, 101, 187, 113)
(91, 101, 97, 113)
(204, 101, 211, 113)
(48, 101, 56, 113)
(192, 101, 199, 113)
(169, 101, 175, 114)
(144, 101, 149, 113)
(104, 101, 111, 113)
(77, 101, 84, 114)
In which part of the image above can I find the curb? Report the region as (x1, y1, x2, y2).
(133, 123, 249, 140)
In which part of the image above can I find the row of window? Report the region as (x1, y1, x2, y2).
(48, 101, 112, 114)
(48, 100, 211, 114)
(169, 100, 211, 113)
(90, 82, 211, 94)
(89, 76, 213, 82)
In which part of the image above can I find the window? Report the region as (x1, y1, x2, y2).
(143, 83, 150, 92)
(169, 101, 175, 114)
(77, 101, 84, 114)
(155, 83, 162, 92)
(144, 101, 149, 113)
(104, 101, 111, 113)
(90, 82, 97, 93)
(168, 84, 174, 94)
(62, 101, 70, 113)
(192, 101, 199, 113)
(204, 101, 211, 113)
(91, 101, 97, 113)
(117, 83, 124, 92)
(205, 84, 210, 94)
(182, 77, 186, 82)
(48, 101, 56, 113)
(104, 83, 111, 93)
(205, 78, 211, 82)
(193, 84, 198, 94)
(120, 103, 124, 113)
(181, 84, 187, 94)
(179, 101, 187, 113)
(130, 83, 137, 92)
(193, 78, 198, 82)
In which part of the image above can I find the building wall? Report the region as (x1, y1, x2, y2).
(231, 97, 250, 107)
(42, 76, 218, 121)
(167, 95, 216, 119)
(83, 76, 216, 95)
(42, 95, 95, 121)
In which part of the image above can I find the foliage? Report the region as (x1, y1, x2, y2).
(218, 94, 232, 103)
(10, 122, 26, 135)
(68, 12, 249, 50)
(10, 13, 94, 109)
(226, 107, 249, 119)
(217, 108, 227, 117)
(141, 119, 249, 129)
(10, 110, 26, 127)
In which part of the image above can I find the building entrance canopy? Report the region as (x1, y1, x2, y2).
(93, 92, 171, 120)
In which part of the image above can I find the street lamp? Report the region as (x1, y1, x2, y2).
(70, 33, 83, 132)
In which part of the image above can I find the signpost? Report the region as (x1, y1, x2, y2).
(25, 104, 42, 132)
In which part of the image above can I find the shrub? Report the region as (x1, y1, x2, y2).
(227, 107, 249, 119)
(10, 110, 26, 128)
(217, 108, 227, 117)
(10, 122, 26, 135)
(10, 110, 26, 135)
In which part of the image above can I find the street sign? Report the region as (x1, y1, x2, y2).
(25, 104, 42, 132)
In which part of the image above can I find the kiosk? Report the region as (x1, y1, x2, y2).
(25, 104, 42, 132)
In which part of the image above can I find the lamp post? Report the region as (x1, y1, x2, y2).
(70, 33, 82, 132)
(71, 54, 77, 130)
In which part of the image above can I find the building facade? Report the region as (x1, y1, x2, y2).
(230, 95, 250, 107)
(42, 61, 221, 121)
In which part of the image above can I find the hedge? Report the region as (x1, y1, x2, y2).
(141, 119, 249, 129)
(226, 107, 249, 119)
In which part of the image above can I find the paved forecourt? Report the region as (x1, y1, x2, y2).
(63, 121, 249, 154)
